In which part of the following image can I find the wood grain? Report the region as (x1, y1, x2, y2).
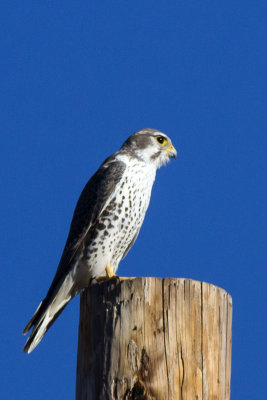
(76, 278, 232, 400)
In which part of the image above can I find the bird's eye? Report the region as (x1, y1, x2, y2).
(156, 136, 167, 145)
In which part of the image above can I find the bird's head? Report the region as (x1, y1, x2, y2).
(121, 128, 177, 169)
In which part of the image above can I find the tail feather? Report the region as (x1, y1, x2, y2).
(23, 302, 68, 353)
(23, 301, 43, 335)
(23, 275, 74, 353)
(23, 311, 49, 353)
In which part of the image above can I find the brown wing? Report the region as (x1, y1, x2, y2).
(24, 155, 126, 334)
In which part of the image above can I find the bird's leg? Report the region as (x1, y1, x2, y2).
(96, 264, 134, 282)
(105, 264, 117, 279)
(105, 265, 135, 280)
(96, 264, 119, 282)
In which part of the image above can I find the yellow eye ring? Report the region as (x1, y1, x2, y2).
(156, 135, 167, 145)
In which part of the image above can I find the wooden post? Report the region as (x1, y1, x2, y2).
(76, 278, 232, 400)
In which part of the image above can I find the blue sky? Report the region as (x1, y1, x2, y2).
(1, 1, 266, 398)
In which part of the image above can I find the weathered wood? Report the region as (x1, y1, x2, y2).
(76, 278, 232, 400)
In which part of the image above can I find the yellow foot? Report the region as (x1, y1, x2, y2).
(96, 264, 119, 282)
(105, 265, 135, 281)
(96, 264, 135, 282)
(105, 264, 117, 279)
(117, 277, 135, 280)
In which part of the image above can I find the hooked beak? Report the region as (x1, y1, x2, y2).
(166, 144, 177, 159)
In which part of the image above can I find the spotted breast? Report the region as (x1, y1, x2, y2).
(84, 153, 156, 279)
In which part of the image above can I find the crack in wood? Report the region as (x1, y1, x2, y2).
(162, 279, 170, 399)
(180, 343, 185, 399)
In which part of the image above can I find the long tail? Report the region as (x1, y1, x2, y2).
(23, 275, 74, 353)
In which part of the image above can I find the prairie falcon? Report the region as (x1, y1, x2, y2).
(23, 128, 177, 353)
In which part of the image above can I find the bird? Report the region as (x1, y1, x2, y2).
(23, 128, 177, 353)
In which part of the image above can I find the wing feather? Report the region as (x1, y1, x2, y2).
(24, 155, 126, 334)
(49, 155, 126, 293)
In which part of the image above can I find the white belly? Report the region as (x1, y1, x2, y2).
(85, 157, 156, 278)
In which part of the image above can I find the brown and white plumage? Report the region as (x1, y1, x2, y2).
(23, 128, 176, 353)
